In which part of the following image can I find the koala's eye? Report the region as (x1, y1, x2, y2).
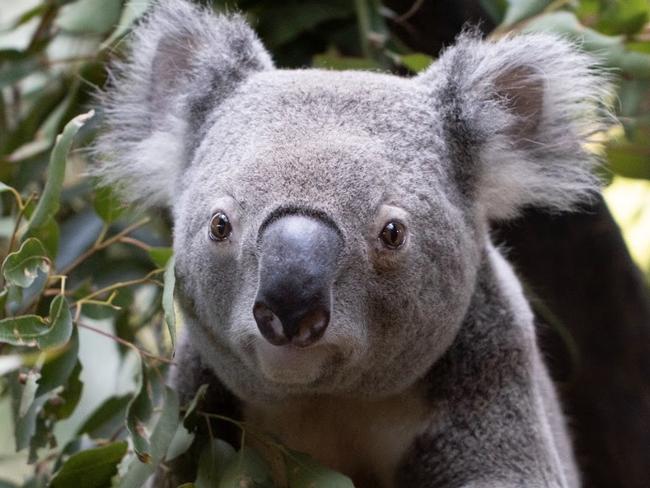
(379, 221, 406, 249)
(209, 212, 232, 241)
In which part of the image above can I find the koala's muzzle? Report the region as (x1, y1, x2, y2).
(253, 214, 341, 347)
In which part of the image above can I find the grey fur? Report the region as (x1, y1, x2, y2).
(95, 1, 613, 487)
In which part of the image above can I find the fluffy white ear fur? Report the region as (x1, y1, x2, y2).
(419, 32, 614, 220)
(93, 0, 272, 208)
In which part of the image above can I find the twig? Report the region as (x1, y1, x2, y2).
(118, 236, 153, 252)
(7, 193, 35, 254)
(75, 320, 175, 365)
(59, 217, 150, 275)
(74, 268, 164, 306)
(394, 0, 425, 23)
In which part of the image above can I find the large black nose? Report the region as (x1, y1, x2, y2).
(253, 214, 341, 347)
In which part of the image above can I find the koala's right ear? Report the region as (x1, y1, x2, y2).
(94, 0, 273, 207)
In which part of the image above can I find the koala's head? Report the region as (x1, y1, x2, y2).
(96, 0, 611, 402)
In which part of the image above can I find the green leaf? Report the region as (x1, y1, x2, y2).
(608, 139, 650, 180)
(23, 216, 60, 260)
(0, 57, 40, 90)
(218, 447, 274, 488)
(2, 238, 50, 288)
(502, 0, 550, 26)
(120, 387, 181, 488)
(37, 327, 79, 397)
(256, 1, 354, 48)
(162, 254, 176, 352)
(596, 0, 649, 36)
(0, 315, 49, 347)
(165, 384, 208, 461)
(57, 0, 123, 35)
(0, 295, 72, 348)
(101, 0, 153, 48)
(523, 12, 650, 79)
(46, 360, 83, 420)
(19, 366, 41, 418)
(148, 247, 173, 268)
(26, 110, 94, 235)
(76, 394, 131, 438)
(312, 53, 380, 70)
(195, 439, 236, 488)
(165, 420, 195, 462)
(125, 359, 154, 463)
(400, 53, 433, 73)
(11, 373, 49, 452)
(286, 451, 354, 488)
(50, 441, 128, 488)
(479, 0, 508, 23)
(38, 295, 73, 349)
(93, 186, 125, 224)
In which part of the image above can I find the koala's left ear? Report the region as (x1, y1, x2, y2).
(94, 0, 273, 207)
(417, 32, 613, 220)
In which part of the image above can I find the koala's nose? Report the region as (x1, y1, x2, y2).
(253, 214, 341, 347)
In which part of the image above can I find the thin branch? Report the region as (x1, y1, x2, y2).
(118, 236, 153, 252)
(394, 0, 425, 23)
(59, 217, 150, 275)
(7, 193, 35, 254)
(73, 268, 164, 308)
(75, 320, 175, 365)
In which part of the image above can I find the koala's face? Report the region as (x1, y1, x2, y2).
(98, 1, 608, 402)
(173, 71, 480, 401)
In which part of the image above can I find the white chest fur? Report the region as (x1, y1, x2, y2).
(243, 387, 431, 487)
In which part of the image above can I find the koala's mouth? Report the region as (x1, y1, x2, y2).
(253, 338, 334, 385)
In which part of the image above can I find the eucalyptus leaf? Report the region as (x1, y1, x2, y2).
(38, 295, 73, 350)
(400, 53, 432, 73)
(218, 447, 274, 488)
(0, 315, 49, 347)
(501, 0, 551, 26)
(120, 387, 181, 488)
(165, 384, 208, 461)
(46, 360, 83, 420)
(195, 439, 236, 488)
(101, 0, 153, 48)
(76, 394, 131, 438)
(1, 238, 50, 288)
(57, 0, 123, 35)
(37, 327, 79, 397)
(93, 186, 125, 224)
(148, 246, 173, 268)
(26, 110, 94, 235)
(49, 441, 128, 488)
(125, 358, 154, 463)
(19, 367, 41, 418)
(286, 451, 355, 488)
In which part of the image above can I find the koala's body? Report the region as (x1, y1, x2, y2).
(96, 1, 612, 486)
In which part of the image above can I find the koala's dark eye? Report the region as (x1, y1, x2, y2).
(209, 212, 232, 241)
(379, 221, 406, 249)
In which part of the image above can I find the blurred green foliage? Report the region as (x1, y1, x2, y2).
(0, 0, 648, 486)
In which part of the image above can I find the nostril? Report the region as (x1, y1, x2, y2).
(253, 302, 288, 346)
(253, 300, 330, 347)
(292, 309, 329, 347)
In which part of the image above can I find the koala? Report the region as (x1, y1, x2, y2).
(95, 1, 612, 486)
